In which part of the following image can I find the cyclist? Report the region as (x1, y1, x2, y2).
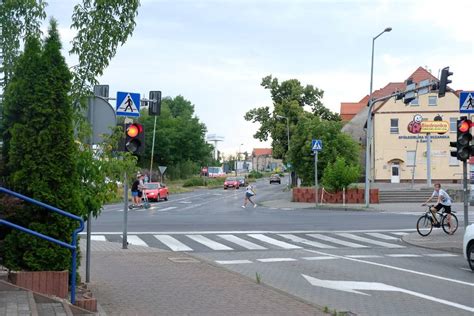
(422, 183, 454, 233)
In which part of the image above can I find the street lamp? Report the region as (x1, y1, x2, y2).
(365, 27, 392, 207)
(276, 115, 291, 186)
(236, 143, 243, 176)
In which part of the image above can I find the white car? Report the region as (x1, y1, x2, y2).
(463, 223, 474, 271)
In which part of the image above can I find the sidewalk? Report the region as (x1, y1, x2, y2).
(401, 227, 465, 254)
(79, 240, 325, 316)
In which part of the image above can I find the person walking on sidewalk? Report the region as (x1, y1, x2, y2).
(242, 184, 257, 208)
(422, 183, 454, 233)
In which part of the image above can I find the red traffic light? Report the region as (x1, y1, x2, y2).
(126, 123, 143, 138)
(458, 120, 471, 133)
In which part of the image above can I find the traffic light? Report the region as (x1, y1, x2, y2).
(149, 91, 161, 116)
(450, 117, 472, 161)
(438, 66, 453, 98)
(125, 123, 145, 155)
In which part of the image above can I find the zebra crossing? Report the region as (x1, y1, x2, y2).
(84, 230, 410, 252)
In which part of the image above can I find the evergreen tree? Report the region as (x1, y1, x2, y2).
(2, 20, 84, 272)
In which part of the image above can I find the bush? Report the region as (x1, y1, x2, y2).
(248, 170, 263, 179)
(321, 157, 360, 192)
(182, 176, 225, 187)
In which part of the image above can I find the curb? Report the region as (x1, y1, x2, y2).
(401, 233, 463, 254)
(260, 201, 380, 212)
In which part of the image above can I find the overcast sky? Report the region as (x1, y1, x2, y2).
(45, 0, 473, 156)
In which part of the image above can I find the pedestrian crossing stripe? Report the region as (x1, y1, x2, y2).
(88, 231, 412, 252)
(116, 91, 140, 117)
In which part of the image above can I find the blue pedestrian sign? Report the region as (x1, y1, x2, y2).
(460, 91, 474, 113)
(116, 91, 140, 117)
(311, 139, 323, 152)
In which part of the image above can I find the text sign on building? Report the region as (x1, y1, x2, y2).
(460, 91, 474, 113)
(407, 114, 448, 134)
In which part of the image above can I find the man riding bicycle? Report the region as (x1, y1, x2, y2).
(422, 183, 454, 233)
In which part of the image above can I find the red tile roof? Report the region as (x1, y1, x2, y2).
(253, 148, 272, 156)
(340, 102, 365, 121)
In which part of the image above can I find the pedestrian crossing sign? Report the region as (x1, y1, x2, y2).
(460, 91, 474, 113)
(311, 139, 322, 152)
(116, 91, 140, 117)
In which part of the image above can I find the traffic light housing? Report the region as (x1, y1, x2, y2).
(149, 91, 161, 116)
(438, 66, 453, 98)
(450, 117, 472, 161)
(125, 123, 145, 155)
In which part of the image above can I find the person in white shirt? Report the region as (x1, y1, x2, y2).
(422, 183, 454, 233)
(242, 184, 257, 208)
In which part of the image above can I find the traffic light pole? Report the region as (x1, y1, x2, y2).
(122, 171, 128, 249)
(463, 160, 469, 228)
(150, 116, 158, 180)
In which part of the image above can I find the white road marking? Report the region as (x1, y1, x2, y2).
(179, 201, 192, 204)
(301, 256, 337, 261)
(425, 253, 458, 257)
(303, 249, 474, 287)
(153, 235, 193, 251)
(307, 234, 368, 248)
(345, 255, 383, 259)
(279, 234, 336, 249)
(365, 232, 399, 240)
(257, 258, 297, 263)
(91, 235, 106, 241)
(386, 254, 421, 258)
(247, 234, 302, 249)
(336, 233, 404, 248)
(124, 235, 148, 247)
(157, 206, 178, 212)
(302, 274, 474, 313)
(218, 235, 267, 250)
(391, 232, 409, 236)
(186, 235, 233, 250)
(80, 229, 417, 235)
(216, 260, 252, 265)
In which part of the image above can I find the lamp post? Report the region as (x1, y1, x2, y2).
(365, 27, 392, 208)
(236, 143, 243, 176)
(277, 115, 291, 186)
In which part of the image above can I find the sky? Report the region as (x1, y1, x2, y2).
(43, 0, 473, 156)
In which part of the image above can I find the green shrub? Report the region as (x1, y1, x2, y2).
(248, 170, 263, 179)
(183, 177, 206, 187)
(321, 157, 360, 192)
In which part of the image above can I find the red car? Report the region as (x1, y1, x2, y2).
(144, 182, 169, 202)
(224, 177, 240, 189)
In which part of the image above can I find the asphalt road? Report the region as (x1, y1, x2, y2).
(84, 176, 474, 315)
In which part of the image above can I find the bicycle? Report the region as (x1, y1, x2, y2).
(416, 205, 458, 237)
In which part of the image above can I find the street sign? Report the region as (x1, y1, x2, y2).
(460, 91, 474, 113)
(159, 166, 167, 175)
(311, 139, 322, 152)
(116, 91, 140, 117)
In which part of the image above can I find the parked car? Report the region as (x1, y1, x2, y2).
(236, 176, 247, 187)
(269, 174, 281, 184)
(463, 223, 474, 271)
(224, 177, 240, 189)
(143, 182, 169, 202)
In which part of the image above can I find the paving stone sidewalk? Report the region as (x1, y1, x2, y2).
(79, 240, 325, 316)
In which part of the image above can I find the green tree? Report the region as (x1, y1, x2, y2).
(321, 157, 360, 192)
(139, 96, 214, 179)
(2, 20, 84, 272)
(245, 75, 340, 160)
(288, 114, 359, 186)
(0, 0, 47, 87)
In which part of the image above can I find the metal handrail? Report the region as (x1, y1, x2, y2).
(0, 187, 84, 304)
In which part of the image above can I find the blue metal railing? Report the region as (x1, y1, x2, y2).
(0, 187, 84, 304)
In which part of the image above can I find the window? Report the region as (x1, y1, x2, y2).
(410, 98, 419, 106)
(390, 119, 399, 134)
(449, 155, 459, 166)
(406, 151, 416, 166)
(450, 117, 457, 133)
(428, 96, 437, 106)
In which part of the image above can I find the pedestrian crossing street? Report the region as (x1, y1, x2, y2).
(84, 230, 411, 252)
